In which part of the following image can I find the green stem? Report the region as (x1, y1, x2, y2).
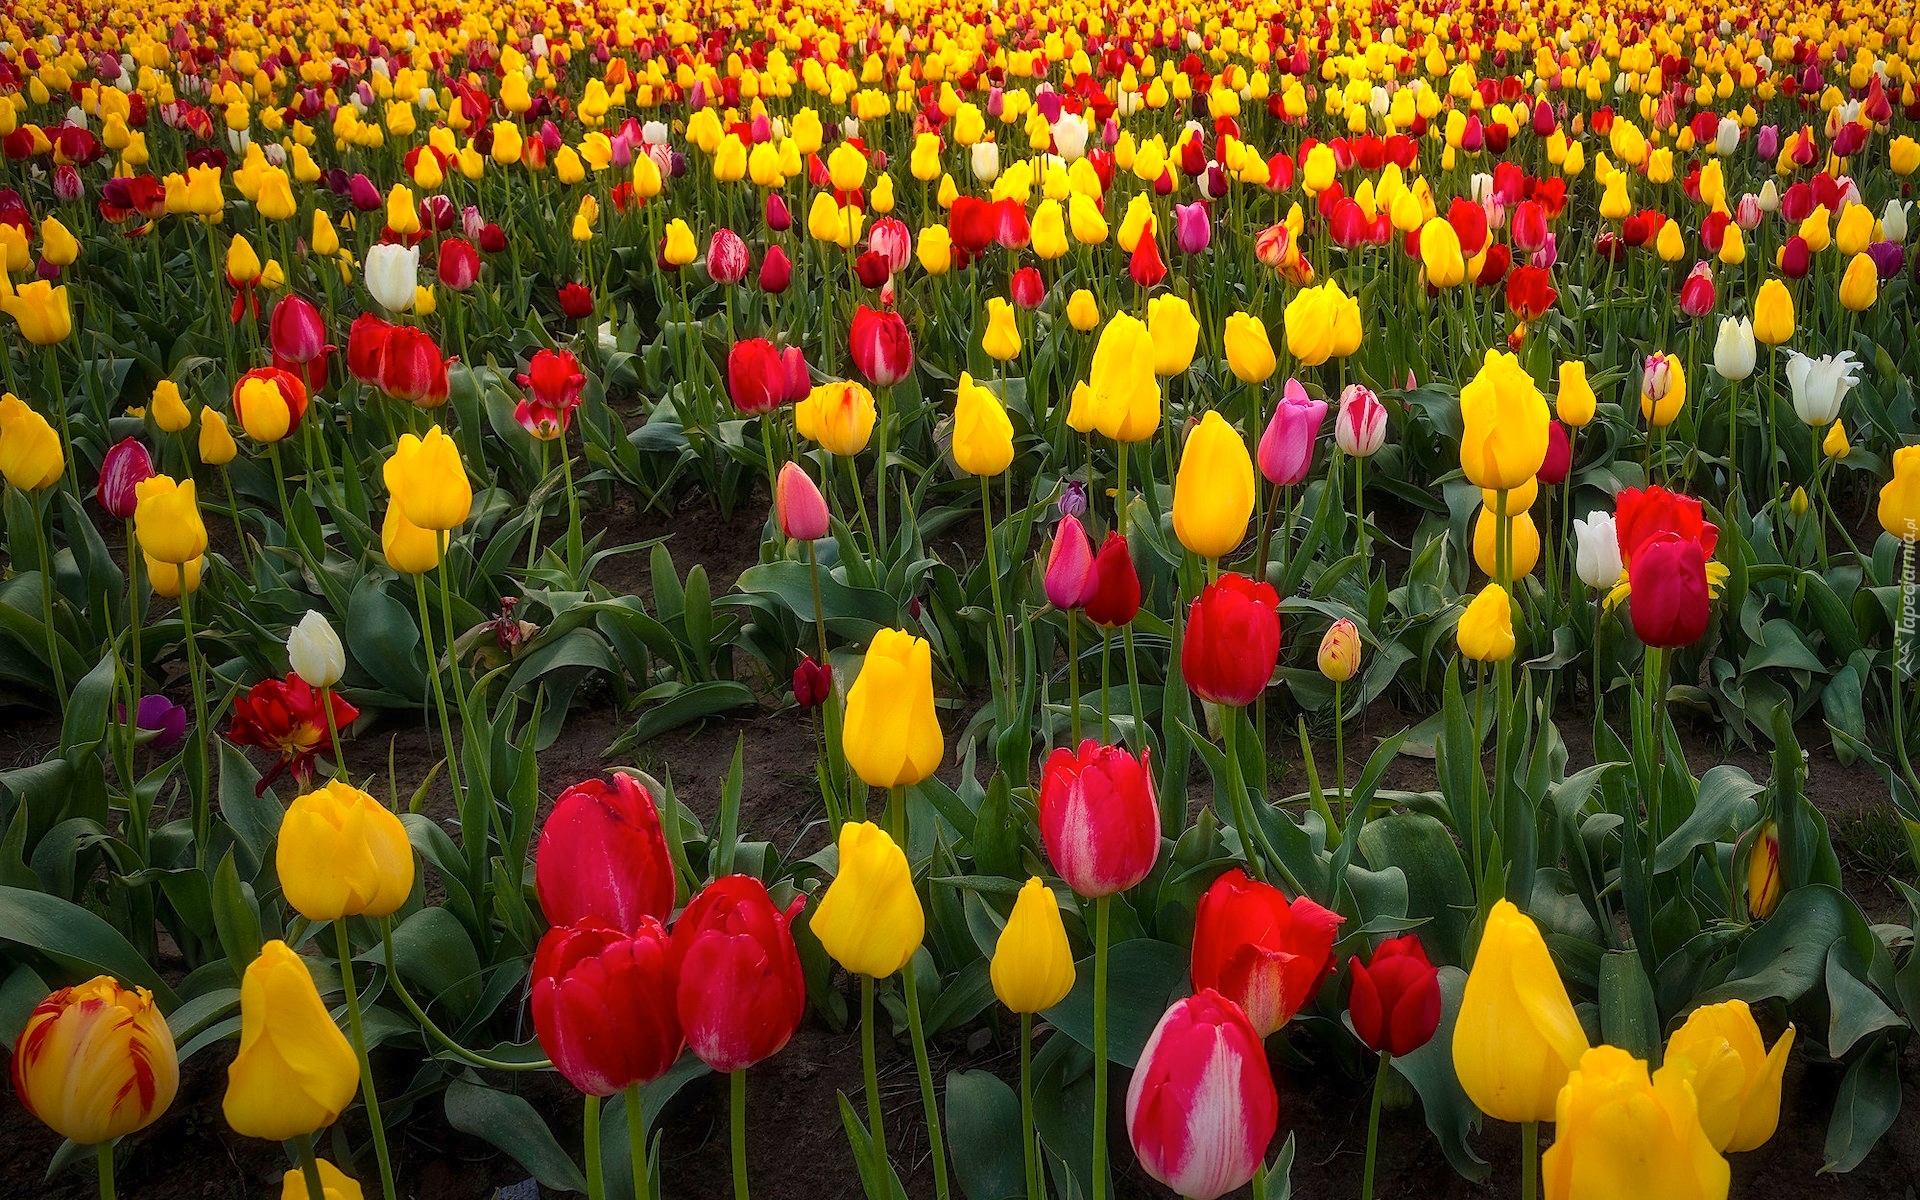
(626, 1082, 649, 1200)
(527, 438, 549, 572)
(1122, 623, 1146, 758)
(96, 1141, 115, 1200)
(861, 975, 885, 1159)
(729, 1071, 749, 1200)
(1019, 1012, 1038, 1200)
(1335, 677, 1347, 824)
(981, 474, 1011, 723)
(336, 920, 397, 1200)
(377, 918, 550, 1071)
(1520, 1121, 1538, 1200)
(412, 573, 470, 883)
(1222, 706, 1267, 882)
(30, 489, 65, 700)
(806, 539, 830, 660)
(1091, 894, 1111, 1200)
(1361, 1051, 1390, 1200)
(1067, 615, 1082, 745)
(294, 1134, 327, 1200)
(901, 958, 950, 1200)
(1099, 631, 1112, 743)
(178, 584, 210, 871)
(322, 686, 349, 780)
(584, 1094, 606, 1200)
(562, 438, 583, 581)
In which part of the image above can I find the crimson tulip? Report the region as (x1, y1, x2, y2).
(948, 196, 996, 255)
(1191, 867, 1343, 1036)
(557, 282, 595, 319)
(436, 238, 480, 291)
(1678, 261, 1716, 318)
(378, 326, 450, 407)
(268, 294, 330, 363)
(98, 437, 155, 518)
(346, 314, 392, 385)
(1537, 421, 1572, 486)
(792, 656, 832, 708)
(1083, 533, 1141, 628)
(1348, 934, 1443, 1056)
(227, 675, 359, 795)
(1614, 485, 1718, 566)
(1182, 573, 1281, 707)
(1037, 739, 1160, 898)
(515, 348, 586, 439)
(531, 917, 683, 1097)
(479, 223, 507, 254)
(848, 305, 913, 387)
(1009, 266, 1045, 309)
(668, 876, 806, 1072)
(1628, 534, 1711, 647)
(1124, 989, 1279, 1200)
(729, 338, 807, 415)
(535, 773, 675, 930)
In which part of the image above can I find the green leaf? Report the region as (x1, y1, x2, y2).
(945, 1070, 1026, 1200)
(1821, 1035, 1901, 1174)
(1694, 885, 1847, 1007)
(1047, 937, 1186, 1068)
(1357, 813, 1473, 965)
(1652, 766, 1762, 875)
(1598, 951, 1662, 1064)
(210, 850, 262, 974)
(445, 1079, 589, 1193)
(1390, 965, 1488, 1182)
(1825, 941, 1906, 1059)
(216, 740, 282, 878)
(389, 905, 484, 1020)
(615, 680, 757, 748)
(0, 886, 178, 1008)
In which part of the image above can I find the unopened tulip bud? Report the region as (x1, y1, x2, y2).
(288, 610, 345, 689)
(775, 461, 830, 541)
(1317, 618, 1362, 683)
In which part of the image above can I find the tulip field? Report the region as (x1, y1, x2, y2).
(10, 0, 1920, 1197)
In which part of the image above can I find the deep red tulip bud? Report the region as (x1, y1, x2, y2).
(1182, 573, 1280, 707)
(1084, 532, 1142, 628)
(668, 876, 806, 1072)
(97, 437, 155, 518)
(1537, 420, 1572, 486)
(1779, 235, 1812, 280)
(1678, 261, 1716, 318)
(437, 238, 481, 291)
(1129, 230, 1168, 289)
(1191, 867, 1343, 1036)
(764, 192, 792, 232)
(268, 294, 330, 363)
(558, 282, 595, 320)
(1038, 739, 1159, 898)
(479, 223, 508, 253)
(531, 917, 682, 1096)
(792, 656, 833, 707)
(535, 773, 675, 930)
(1347, 934, 1443, 1056)
(848, 304, 914, 387)
(853, 250, 892, 288)
(759, 244, 793, 293)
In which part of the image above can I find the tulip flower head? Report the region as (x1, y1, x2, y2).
(1259, 379, 1328, 487)
(224, 941, 360, 1141)
(1045, 514, 1098, 610)
(536, 773, 675, 930)
(812, 821, 924, 978)
(849, 305, 915, 387)
(12, 976, 179, 1145)
(1878, 447, 1920, 540)
(795, 381, 877, 456)
(1348, 934, 1443, 1056)
(1335, 384, 1387, 457)
(287, 610, 345, 689)
(1038, 739, 1160, 898)
(1125, 990, 1280, 1200)
(1183, 573, 1282, 707)
(384, 426, 472, 531)
(0, 395, 65, 492)
(776, 461, 830, 541)
(1459, 349, 1549, 488)
(96, 437, 155, 518)
(1639, 353, 1687, 428)
(1173, 411, 1256, 559)
(1082, 313, 1161, 442)
(1664, 999, 1795, 1153)
(669, 876, 807, 1072)
(1191, 867, 1343, 1035)
(278, 779, 415, 921)
(952, 372, 1016, 476)
(991, 877, 1077, 1014)
(842, 629, 943, 788)
(1084, 533, 1143, 628)
(532, 917, 683, 1096)
(1453, 899, 1588, 1123)
(1785, 351, 1859, 427)
(1541, 1046, 1730, 1200)
(1318, 618, 1362, 683)
(516, 348, 587, 437)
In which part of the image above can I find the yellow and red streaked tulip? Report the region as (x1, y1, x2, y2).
(1124, 990, 1280, 1200)
(1745, 821, 1782, 919)
(11, 976, 179, 1145)
(1318, 618, 1362, 683)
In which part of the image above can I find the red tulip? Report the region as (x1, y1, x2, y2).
(1505, 264, 1557, 321)
(1190, 867, 1342, 1036)
(1037, 739, 1160, 898)
(531, 917, 682, 1097)
(1182, 573, 1280, 708)
(1009, 266, 1045, 309)
(1446, 197, 1489, 257)
(479, 223, 508, 254)
(227, 675, 359, 795)
(1129, 230, 1167, 288)
(347, 314, 392, 385)
(1628, 533, 1711, 647)
(792, 656, 833, 707)
(758, 244, 793, 293)
(1511, 200, 1549, 252)
(948, 196, 997, 255)
(1083, 532, 1141, 628)
(1537, 421, 1572, 486)
(994, 198, 1031, 249)
(764, 193, 791, 233)
(668, 876, 806, 1072)
(558, 282, 595, 319)
(1614, 485, 1718, 567)
(848, 304, 914, 387)
(378, 326, 451, 407)
(853, 250, 891, 288)
(1124, 989, 1279, 1200)
(268, 294, 330, 363)
(437, 238, 481, 291)
(729, 338, 803, 415)
(1678, 261, 1716, 318)
(1779, 235, 1812, 280)
(535, 773, 675, 931)
(97, 437, 155, 518)
(1347, 934, 1442, 1056)
(514, 348, 586, 439)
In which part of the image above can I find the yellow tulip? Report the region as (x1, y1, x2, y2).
(1453, 898, 1587, 1120)
(0, 280, 72, 345)
(1146, 294, 1199, 376)
(990, 878, 1076, 1014)
(843, 629, 943, 788)
(145, 554, 203, 598)
(1419, 217, 1467, 288)
(381, 504, 441, 575)
(310, 209, 340, 258)
(1664, 999, 1794, 1153)
(796, 381, 877, 456)
(982, 297, 1022, 362)
(811, 821, 924, 978)
(223, 940, 359, 1141)
(199, 407, 238, 465)
(280, 1159, 364, 1200)
(1224, 312, 1277, 384)
(1657, 220, 1688, 263)
(1877, 446, 1920, 540)
(278, 780, 415, 922)
(39, 217, 79, 266)
(1824, 419, 1851, 460)
(828, 142, 868, 191)
(917, 224, 953, 275)
(1891, 135, 1920, 175)
(1031, 198, 1068, 259)
(662, 218, 699, 266)
(1543, 1046, 1729, 1200)
(1838, 252, 1878, 312)
(234, 373, 293, 442)
(1285, 280, 1360, 366)
(1835, 203, 1875, 257)
(1459, 349, 1550, 490)
(1556, 361, 1597, 427)
(11, 975, 178, 1145)
(1172, 411, 1256, 559)
(1066, 289, 1100, 332)
(1083, 313, 1161, 442)
(952, 373, 1015, 477)
(0, 394, 64, 491)
(383, 427, 471, 532)
(133, 475, 207, 565)
(1474, 506, 1541, 577)
(1752, 278, 1795, 346)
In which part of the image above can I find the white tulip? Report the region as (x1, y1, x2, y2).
(1882, 199, 1909, 244)
(1713, 317, 1755, 381)
(1573, 513, 1623, 590)
(1757, 180, 1781, 213)
(1051, 113, 1089, 161)
(364, 242, 419, 312)
(642, 120, 670, 146)
(1714, 116, 1741, 156)
(288, 611, 345, 689)
(969, 140, 1000, 183)
(1785, 351, 1859, 427)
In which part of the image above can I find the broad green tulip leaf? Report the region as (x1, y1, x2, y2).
(1598, 950, 1662, 1065)
(1821, 1034, 1901, 1174)
(1825, 941, 1906, 1059)
(56, 651, 116, 759)
(1048, 936, 1186, 1068)
(209, 850, 262, 974)
(1695, 885, 1849, 1007)
(1652, 765, 1763, 875)
(1358, 813, 1473, 966)
(945, 1069, 1026, 1200)
(1390, 965, 1489, 1182)
(345, 577, 427, 700)
(216, 740, 282, 880)
(445, 1078, 588, 1194)
(0, 962, 49, 1047)
(613, 680, 757, 748)
(838, 1091, 913, 1200)
(0, 885, 178, 1008)
(389, 905, 484, 1021)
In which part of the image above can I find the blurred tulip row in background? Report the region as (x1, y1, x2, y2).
(2, 0, 1920, 1198)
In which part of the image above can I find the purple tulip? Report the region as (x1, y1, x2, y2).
(1258, 379, 1328, 487)
(1058, 479, 1088, 519)
(124, 695, 188, 751)
(1868, 240, 1906, 280)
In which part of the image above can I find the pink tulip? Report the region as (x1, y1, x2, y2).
(1125, 989, 1279, 1200)
(269, 294, 330, 364)
(1334, 384, 1387, 457)
(1044, 515, 1097, 609)
(775, 462, 830, 541)
(707, 228, 751, 284)
(765, 193, 792, 232)
(1257, 379, 1328, 487)
(1174, 201, 1211, 255)
(97, 438, 156, 519)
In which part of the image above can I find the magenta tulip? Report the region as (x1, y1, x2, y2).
(1125, 989, 1279, 1200)
(1257, 378, 1328, 487)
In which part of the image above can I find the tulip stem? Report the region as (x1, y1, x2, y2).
(728, 1072, 749, 1200)
(95, 1141, 115, 1200)
(980, 474, 1012, 725)
(562, 440, 584, 582)
(626, 1082, 650, 1200)
(1019, 1012, 1039, 1200)
(527, 439, 549, 573)
(294, 1134, 327, 1200)
(377, 917, 550, 1070)
(411, 574, 471, 893)
(1360, 1050, 1390, 1200)
(843, 455, 877, 561)
(1220, 703, 1267, 883)
(1066, 615, 1082, 745)
(1335, 677, 1347, 821)
(1122, 624, 1146, 760)
(902, 958, 951, 1200)
(1091, 894, 1111, 1200)
(31, 488, 66, 702)
(178, 584, 210, 871)
(1519, 1121, 1538, 1200)
(1099, 631, 1112, 743)
(322, 686, 349, 781)
(336, 920, 398, 1200)
(1114, 440, 1128, 537)
(584, 1094, 606, 1200)
(860, 975, 885, 1160)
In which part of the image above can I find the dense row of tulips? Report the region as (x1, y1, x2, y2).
(3, 0, 1920, 1197)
